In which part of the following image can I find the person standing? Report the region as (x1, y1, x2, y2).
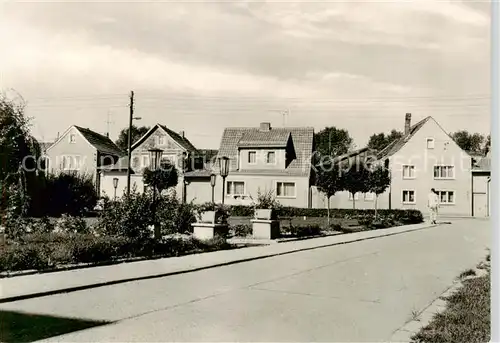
(427, 188, 439, 224)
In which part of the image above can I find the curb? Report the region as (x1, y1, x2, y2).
(0, 223, 436, 304)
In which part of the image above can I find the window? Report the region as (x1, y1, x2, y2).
(402, 165, 415, 179)
(248, 151, 257, 164)
(227, 181, 245, 196)
(434, 165, 455, 179)
(267, 151, 276, 164)
(437, 190, 455, 204)
(159, 136, 166, 145)
(348, 193, 360, 200)
(69, 134, 76, 143)
(276, 182, 296, 197)
(426, 138, 435, 149)
(402, 190, 416, 204)
(142, 155, 150, 169)
(364, 192, 375, 201)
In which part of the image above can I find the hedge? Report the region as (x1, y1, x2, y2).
(0, 233, 233, 273)
(229, 206, 423, 224)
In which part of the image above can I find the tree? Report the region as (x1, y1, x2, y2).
(483, 134, 491, 155)
(367, 129, 403, 152)
(115, 125, 150, 151)
(1, 93, 42, 216)
(341, 159, 371, 209)
(367, 164, 391, 220)
(315, 161, 344, 226)
(314, 127, 353, 158)
(450, 130, 485, 153)
(143, 161, 179, 195)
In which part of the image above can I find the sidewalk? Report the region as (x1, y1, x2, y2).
(0, 222, 435, 303)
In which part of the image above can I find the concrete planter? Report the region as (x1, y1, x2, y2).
(192, 211, 228, 240)
(251, 219, 280, 240)
(254, 209, 277, 220)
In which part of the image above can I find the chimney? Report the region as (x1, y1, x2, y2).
(260, 122, 271, 131)
(404, 113, 411, 135)
(179, 130, 185, 138)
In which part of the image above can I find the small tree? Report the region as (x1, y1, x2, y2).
(342, 159, 371, 209)
(315, 161, 344, 226)
(367, 164, 391, 220)
(143, 161, 179, 195)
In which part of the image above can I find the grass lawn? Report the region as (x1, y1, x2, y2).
(411, 267, 490, 343)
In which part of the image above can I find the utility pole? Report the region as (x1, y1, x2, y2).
(126, 91, 134, 197)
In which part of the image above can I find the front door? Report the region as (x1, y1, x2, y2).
(473, 193, 488, 217)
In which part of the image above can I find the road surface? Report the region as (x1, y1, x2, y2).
(0, 218, 490, 342)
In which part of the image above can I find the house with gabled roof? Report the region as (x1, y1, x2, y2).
(373, 113, 475, 217)
(99, 123, 200, 200)
(202, 122, 315, 207)
(45, 125, 124, 193)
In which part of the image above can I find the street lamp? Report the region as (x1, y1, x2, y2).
(126, 114, 142, 197)
(210, 173, 216, 204)
(112, 177, 119, 200)
(218, 156, 230, 205)
(148, 148, 163, 240)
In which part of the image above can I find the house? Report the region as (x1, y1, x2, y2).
(184, 149, 219, 204)
(199, 122, 315, 207)
(45, 125, 124, 192)
(471, 151, 491, 217)
(99, 123, 198, 200)
(375, 113, 474, 216)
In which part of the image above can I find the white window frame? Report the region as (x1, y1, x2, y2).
(426, 138, 435, 149)
(248, 151, 257, 164)
(266, 151, 276, 164)
(437, 190, 455, 205)
(402, 165, 416, 179)
(69, 134, 76, 144)
(348, 192, 360, 200)
(402, 190, 416, 204)
(159, 136, 166, 146)
(276, 181, 296, 198)
(434, 165, 455, 180)
(364, 192, 375, 201)
(226, 181, 246, 196)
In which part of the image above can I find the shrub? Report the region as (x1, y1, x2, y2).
(0, 243, 49, 272)
(288, 225, 322, 237)
(231, 224, 252, 237)
(41, 172, 98, 217)
(250, 190, 282, 211)
(55, 215, 89, 234)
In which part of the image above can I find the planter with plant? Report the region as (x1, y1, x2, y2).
(250, 190, 281, 239)
(191, 202, 230, 240)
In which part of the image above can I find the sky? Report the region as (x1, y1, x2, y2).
(0, 0, 491, 149)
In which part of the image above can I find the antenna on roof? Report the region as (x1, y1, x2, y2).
(267, 108, 290, 127)
(105, 110, 114, 138)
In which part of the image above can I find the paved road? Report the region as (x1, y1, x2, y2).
(1, 219, 490, 342)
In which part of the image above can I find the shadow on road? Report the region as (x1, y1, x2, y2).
(0, 310, 111, 342)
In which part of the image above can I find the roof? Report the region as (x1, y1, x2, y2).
(184, 169, 213, 178)
(237, 130, 290, 148)
(158, 125, 197, 152)
(74, 126, 124, 156)
(377, 117, 432, 159)
(131, 124, 197, 153)
(217, 126, 314, 177)
(332, 147, 377, 164)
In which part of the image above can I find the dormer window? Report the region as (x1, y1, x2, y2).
(69, 134, 76, 144)
(266, 151, 276, 164)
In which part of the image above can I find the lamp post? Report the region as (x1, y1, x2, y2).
(112, 177, 119, 201)
(148, 148, 163, 240)
(218, 156, 230, 205)
(126, 113, 142, 197)
(210, 173, 216, 204)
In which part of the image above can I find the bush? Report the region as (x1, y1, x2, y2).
(40, 172, 98, 217)
(229, 206, 423, 224)
(283, 225, 322, 237)
(55, 215, 89, 234)
(231, 224, 252, 237)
